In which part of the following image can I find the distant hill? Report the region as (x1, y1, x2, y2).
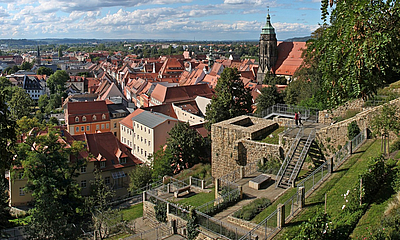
(284, 36, 312, 42)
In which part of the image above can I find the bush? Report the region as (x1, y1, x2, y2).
(390, 138, 400, 153)
(233, 198, 271, 221)
(347, 121, 360, 140)
(258, 157, 281, 175)
(154, 202, 167, 222)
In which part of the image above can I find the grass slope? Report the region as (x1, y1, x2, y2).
(275, 139, 380, 239)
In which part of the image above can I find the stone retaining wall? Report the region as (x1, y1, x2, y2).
(317, 98, 400, 157)
(212, 115, 280, 179)
(226, 216, 259, 231)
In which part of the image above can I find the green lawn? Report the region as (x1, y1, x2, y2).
(252, 188, 297, 224)
(259, 126, 285, 145)
(120, 203, 143, 221)
(177, 189, 215, 207)
(275, 139, 380, 239)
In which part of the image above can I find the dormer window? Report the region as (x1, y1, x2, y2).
(93, 115, 97, 121)
(120, 157, 127, 164)
(82, 116, 86, 122)
(100, 162, 105, 168)
(102, 114, 106, 120)
(75, 117, 79, 122)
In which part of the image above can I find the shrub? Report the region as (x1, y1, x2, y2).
(389, 138, 400, 153)
(347, 121, 360, 140)
(233, 198, 271, 221)
(154, 202, 167, 222)
(258, 157, 281, 175)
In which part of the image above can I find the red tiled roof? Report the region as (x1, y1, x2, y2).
(151, 84, 214, 104)
(119, 109, 145, 129)
(272, 42, 306, 76)
(66, 101, 110, 123)
(143, 103, 178, 119)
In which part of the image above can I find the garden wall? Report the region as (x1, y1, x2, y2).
(316, 98, 400, 157)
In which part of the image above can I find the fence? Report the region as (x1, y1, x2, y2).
(196, 188, 240, 215)
(297, 161, 330, 197)
(239, 210, 279, 240)
(123, 223, 172, 240)
(257, 104, 319, 123)
(196, 210, 248, 240)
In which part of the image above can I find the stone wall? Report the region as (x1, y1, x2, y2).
(143, 200, 156, 222)
(211, 115, 281, 179)
(318, 98, 369, 125)
(226, 216, 260, 231)
(316, 98, 400, 157)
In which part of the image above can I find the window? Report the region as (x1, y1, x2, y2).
(81, 126, 84, 131)
(93, 115, 97, 120)
(19, 187, 25, 196)
(105, 176, 110, 185)
(102, 114, 106, 120)
(106, 123, 109, 129)
(76, 127, 79, 132)
(144, 139, 147, 144)
(137, 135, 139, 140)
(101, 124, 104, 129)
(81, 166, 86, 173)
(114, 132, 117, 136)
(87, 126, 90, 131)
(148, 129, 150, 134)
(100, 162, 106, 168)
(145, 151, 147, 157)
(141, 137, 143, 142)
(120, 157, 127, 164)
(18, 172, 24, 180)
(148, 141, 151, 146)
(96, 124, 99, 130)
(114, 123, 117, 128)
(81, 180, 87, 188)
(141, 148, 143, 155)
(82, 116, 86, 122)
(75, 116, 79, 122)
(137, 146, 139, 152)
(141, 126, 142, 131)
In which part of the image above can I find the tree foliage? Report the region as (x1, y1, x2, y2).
(255, 85, 283, 115)
(303, 0, 400, 108)
(151, 147, 173, 180)
(128, 164, 152, 192)
(16, 128, 86, 239)
(205, 67, 252, 129)
(371, 104, 400, 155)
(37, 66, 54, 76)
(47, 70, 69, 94)
(86, 170, 118, 240)
(8, 87, 33, 119)
(167, 122, 208, 172)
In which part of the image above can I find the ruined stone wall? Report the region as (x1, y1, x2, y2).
(143, 200, 156, 222)
(316, 98, 400, 157)
(211, 116, 279, 179)
(238, 139, 283, 164)
(318, 99, 370, 124)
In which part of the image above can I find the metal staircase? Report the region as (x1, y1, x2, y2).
(276, 129, 316, 189)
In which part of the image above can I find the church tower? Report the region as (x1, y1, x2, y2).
(36, 46, 41, 65)
(257, 13, 278, 84)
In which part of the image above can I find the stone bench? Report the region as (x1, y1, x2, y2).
(249, 174, 271, 190)
(174, 185, 191, 198)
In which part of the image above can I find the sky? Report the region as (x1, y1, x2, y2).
(0, 0, 322, 41)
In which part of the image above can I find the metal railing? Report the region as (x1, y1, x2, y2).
(284, 190, 300, 222)
(258, 104, 319, 123)
(297, 161, 330, 197)
(275, 128, 303, 188)
(351, 131, 366, 153)
(288, 129, 316, 185)
(196, 210, 248, 240)
(196, 188, 240, 215)
(239, 209, 279, 240)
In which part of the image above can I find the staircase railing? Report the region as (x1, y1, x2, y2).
(288, 129, 316, 185)
(275, 127, 303, 188)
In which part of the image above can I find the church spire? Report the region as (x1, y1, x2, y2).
(261, 11, 275, 35)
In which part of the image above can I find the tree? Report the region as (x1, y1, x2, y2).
(8, 87, 33, 119)
(128, 164, 152, 192)
(16, 128, 86, 239)
(205, 67, 252, 129)
(20, 62, 33, 71)
(303, 0, 400, 108)
(151, 147, 173, 180)
(255, 85, 283, 115)
(167, 122, 207, 173)
(16, 116, 42, 136)
(47, 70, 69, 94)
(371, 104, 400, 156)
(0, 95, 15, 234)
(37, 66, 54, 76)
(86, 170, 119, 240)
(38, 94, 49, 113)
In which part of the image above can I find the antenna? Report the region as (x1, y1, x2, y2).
(267, 6, 270, 15)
